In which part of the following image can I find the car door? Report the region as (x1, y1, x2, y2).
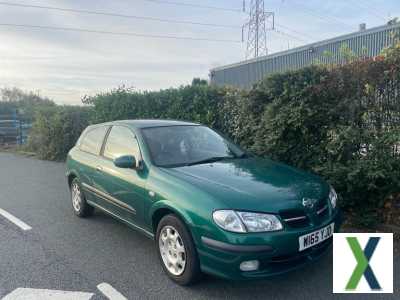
(93, 125, 147, 226)
(76, 125, 110, 204)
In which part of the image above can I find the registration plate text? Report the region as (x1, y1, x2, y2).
(299, 223, 334, 251)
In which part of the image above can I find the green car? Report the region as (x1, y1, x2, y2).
(66, 120, 342, 285)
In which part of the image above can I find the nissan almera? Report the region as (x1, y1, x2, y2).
(66, 120, 342, 285)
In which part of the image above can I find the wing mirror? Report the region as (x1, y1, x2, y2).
(113, 155, 141, 170)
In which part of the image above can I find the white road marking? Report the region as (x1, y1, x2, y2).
(0, 208, 32, 231)
(2, 288, 94, 300)
(97, 283, 127, 300)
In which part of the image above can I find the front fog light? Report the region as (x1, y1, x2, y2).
(240, 260, 260, 272)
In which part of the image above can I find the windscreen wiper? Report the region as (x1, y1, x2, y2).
(186, 156, 233, 166)
(231, 152, 246, 159)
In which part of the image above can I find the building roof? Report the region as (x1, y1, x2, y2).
(211, 22, 400, 73)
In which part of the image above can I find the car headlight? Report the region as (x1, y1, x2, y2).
(329, 186, 338, 209)
(213, 210, 283, 233)
(213, 210, 246, 233)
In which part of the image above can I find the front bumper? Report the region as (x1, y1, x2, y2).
(197, 210, 342, 280)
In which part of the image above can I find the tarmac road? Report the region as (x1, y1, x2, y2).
(0, 152, 398, 299)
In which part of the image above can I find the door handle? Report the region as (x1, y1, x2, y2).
(96, 166, 103, 172)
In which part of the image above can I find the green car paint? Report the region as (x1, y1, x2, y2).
(66, 120, 342, 280)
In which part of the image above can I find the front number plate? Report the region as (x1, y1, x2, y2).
(299, 223, 334, 251)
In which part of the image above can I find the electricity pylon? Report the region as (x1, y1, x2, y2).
(243, 0, 274, 59)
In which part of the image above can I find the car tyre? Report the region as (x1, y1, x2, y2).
(70, 178, 94, 218)
(156, 214, 202, 285)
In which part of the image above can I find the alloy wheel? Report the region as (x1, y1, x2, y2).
(159, 225, 186, 276)
(71, 182, 82, 212)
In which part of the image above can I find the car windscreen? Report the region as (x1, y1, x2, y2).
(141, 125, 245, 167)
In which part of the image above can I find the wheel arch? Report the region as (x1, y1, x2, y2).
(66, 170, 80, 188)
(150, 201, 196, 239)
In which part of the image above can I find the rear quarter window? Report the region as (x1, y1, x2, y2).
(79, 126, 109, 155)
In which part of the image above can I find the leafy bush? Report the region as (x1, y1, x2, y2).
(0, 87, 55, 122)
(24, 46, 400, 226)
(83, 79, 225, 128)
(27, 106, 90, 161)
(244, 50, 400, 226)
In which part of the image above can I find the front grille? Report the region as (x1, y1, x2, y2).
(280, 199, 330, 228)
(280, 209, 309, 228)
(316, 203, 328, 218)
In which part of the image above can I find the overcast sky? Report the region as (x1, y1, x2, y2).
(0, 0, 399, 104)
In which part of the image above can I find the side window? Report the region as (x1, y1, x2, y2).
(80, 126, 109, 155)
(103, 126, 141, 160)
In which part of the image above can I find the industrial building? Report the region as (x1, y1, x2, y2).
(210, 22, 400, 89)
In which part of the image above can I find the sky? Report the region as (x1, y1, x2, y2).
(0, 0, 399, 105)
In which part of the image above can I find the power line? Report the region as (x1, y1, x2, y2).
(359, 0, 388, 18)
(0, 23, 242, 43)
(0, 1, 318, 49)
(0, 1, 238, 29)
(272, 28, 309, 43)
(347, 0, 387, 21)
(0, 1, 315, 47)
(290, 1, 355, 30)
(274, 23, 317, 41)
(141, 0, 243, 12)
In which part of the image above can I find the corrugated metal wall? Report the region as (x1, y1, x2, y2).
(210, 23, 400, 89)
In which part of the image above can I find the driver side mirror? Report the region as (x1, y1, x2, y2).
(114, 155, 140, 169)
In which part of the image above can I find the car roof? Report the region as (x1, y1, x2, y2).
(92, 119, 200, 129)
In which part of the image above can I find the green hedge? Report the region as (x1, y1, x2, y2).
(248, 60, 400, 225)
(82, 79, 224, 127)
(26, 45, 400, 225)
(27, 106, 90, 161)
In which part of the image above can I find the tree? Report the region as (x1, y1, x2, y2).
(0, 87, 55, 121)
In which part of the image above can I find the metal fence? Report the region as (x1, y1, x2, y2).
(0, 110, 31, 145)
(210, 23, 400, 89)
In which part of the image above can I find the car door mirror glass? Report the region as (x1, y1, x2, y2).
(114, 155, 137, 169)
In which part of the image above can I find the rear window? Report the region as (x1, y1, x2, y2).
(79, 126, 109, 155)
